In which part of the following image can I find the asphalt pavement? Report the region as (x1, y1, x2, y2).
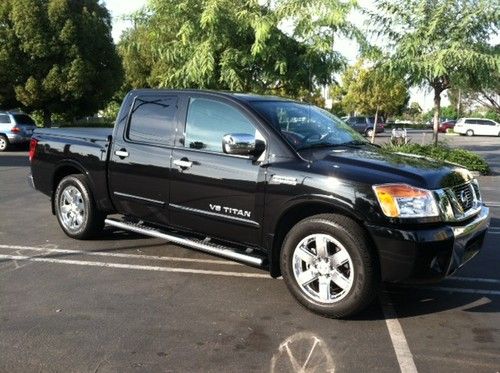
(0, 134, 499, 372)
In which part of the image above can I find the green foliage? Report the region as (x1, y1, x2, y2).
(370, 0, 500, 144)
(0, 0, 123, 126)
(119, 0, 355, 98)
(331, 60, 409, 116)
(384, 142, 490, 175)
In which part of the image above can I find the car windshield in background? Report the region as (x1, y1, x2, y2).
(249, 101, 368, 150)
(13, 114, 35, 125)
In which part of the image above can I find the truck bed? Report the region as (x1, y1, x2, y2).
(30, 126, 114, 213)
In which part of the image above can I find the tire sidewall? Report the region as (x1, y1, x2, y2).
(54, 175, 92, 238)
(466, 130, 474, 136)
(280, 217, 373, 317)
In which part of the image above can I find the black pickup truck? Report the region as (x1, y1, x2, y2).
(29, 90, 490, 317)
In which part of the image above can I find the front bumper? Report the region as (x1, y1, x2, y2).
(366, 206, 490, 283)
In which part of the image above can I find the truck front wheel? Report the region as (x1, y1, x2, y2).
(54, 175, 105, 239)
(280, 214, 379, 318)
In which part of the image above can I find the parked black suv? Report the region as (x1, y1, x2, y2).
(29, 90, 490, 317)
(344, 116, 385, 137)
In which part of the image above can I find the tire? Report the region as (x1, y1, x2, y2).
(466, 129, 474, 136)
(366, 129, 374, 138)
(54, 174, 105, 239)
(0, 135, 9, 152)
(280, 214, 379, 318)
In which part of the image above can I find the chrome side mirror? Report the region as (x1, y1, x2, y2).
(222, 133, 259, 156)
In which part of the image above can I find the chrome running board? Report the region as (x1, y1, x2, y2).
(105, 218, 266, 267)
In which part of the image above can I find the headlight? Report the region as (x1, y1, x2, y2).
(373, 184, 439, 218)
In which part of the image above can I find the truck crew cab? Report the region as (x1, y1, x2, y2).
(29, 90, 490, 317)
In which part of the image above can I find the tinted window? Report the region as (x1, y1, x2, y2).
(464, 119, 476, 124)
(127, 96, 177, 145)
(250, 101, 366, 150)
(13, 114, 35, 125)
(184, 98, 255, 152)
(0, 115, 10, 124)
(356, 117, 366, 125)
(477, 119, 494, 126)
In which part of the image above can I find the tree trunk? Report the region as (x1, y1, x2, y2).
(432, 90, 441, 146)
(42, 109, 51, 128)
(371, 106, 379, 144)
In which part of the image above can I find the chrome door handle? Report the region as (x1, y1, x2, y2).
(115, 149, 129, 158)
(173, 159, 193, 169)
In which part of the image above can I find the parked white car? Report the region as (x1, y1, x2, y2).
(454, 118, 500, 137)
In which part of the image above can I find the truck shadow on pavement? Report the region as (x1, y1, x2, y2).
(381, 286, 499, 318)
(0, 154, 29, 167)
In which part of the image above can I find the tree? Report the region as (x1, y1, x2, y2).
(406, 102, 422, 117)
(370, 0, 499, 144)
(119, 0, 356, 99)
(0, 0, 123, 126)
(332, 61, 408, 119)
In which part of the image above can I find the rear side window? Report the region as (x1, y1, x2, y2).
(0, 115, 10, 124)
(184, 98, 255, 152)
(13, 114, 35, 125)
(464, 119, 475, 124)
(127, 96, 178, 146)
(477, 119, 494, 126)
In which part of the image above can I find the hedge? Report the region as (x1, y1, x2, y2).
(383, 142, 490, 175)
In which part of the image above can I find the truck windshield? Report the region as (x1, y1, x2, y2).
(249, 101, 368, 150)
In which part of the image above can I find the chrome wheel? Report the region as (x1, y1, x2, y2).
(59, 185, 85, 230)
(0, 136, 7, 151)
(292, 234, 354, 303)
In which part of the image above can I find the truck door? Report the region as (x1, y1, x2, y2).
(169, 96, 266, 246)
(108, 94, 179, 226)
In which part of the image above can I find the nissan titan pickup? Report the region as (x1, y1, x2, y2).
(28, 90, 490, 317)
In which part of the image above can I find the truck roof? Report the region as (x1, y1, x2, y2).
(128, 89, 296, 103)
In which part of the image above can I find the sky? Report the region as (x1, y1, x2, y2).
(104, 0, 451, 112)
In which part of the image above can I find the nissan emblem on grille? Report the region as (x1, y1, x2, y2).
(460, 190, 469, 205)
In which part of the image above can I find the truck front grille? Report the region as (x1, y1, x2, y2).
(452, 183, 475, 212)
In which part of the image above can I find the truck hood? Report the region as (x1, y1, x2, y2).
(299, 145, 474, 190)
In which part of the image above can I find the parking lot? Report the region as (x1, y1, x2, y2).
(0, 134, 499, 372)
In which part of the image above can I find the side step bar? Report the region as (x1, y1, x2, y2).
(105, 218, 266, 267)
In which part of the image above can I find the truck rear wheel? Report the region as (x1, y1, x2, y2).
(54, 175, 105, 239)
(280, 214, 379, 318)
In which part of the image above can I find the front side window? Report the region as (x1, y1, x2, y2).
(127, 96, 178, 146)
(184, 98, 256, 152)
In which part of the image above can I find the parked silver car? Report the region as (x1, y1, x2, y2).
(0, 111, 37, 151)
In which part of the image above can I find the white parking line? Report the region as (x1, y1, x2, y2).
(0, 244, 242, 266)
(380, 292, 418, 373)
(485, 202, 500, 207)
(0, 254, 269, 279)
